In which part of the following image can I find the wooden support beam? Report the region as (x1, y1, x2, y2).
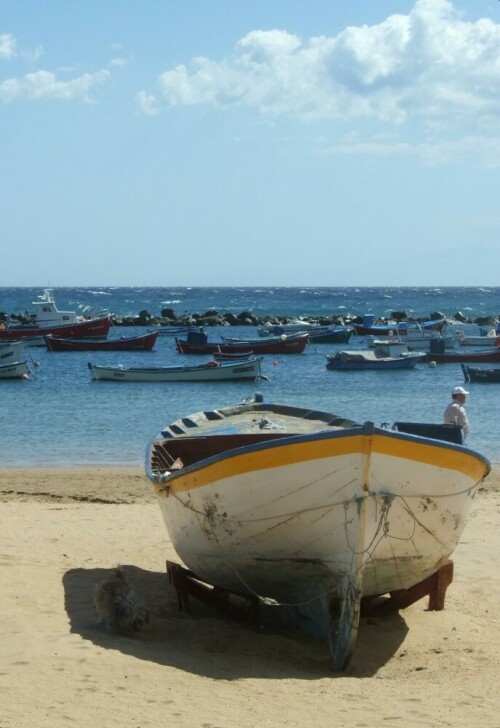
(167, 560, 259, 622)
(361, 560, 454, 616)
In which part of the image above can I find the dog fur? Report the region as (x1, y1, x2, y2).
(93, 567, 150, 634)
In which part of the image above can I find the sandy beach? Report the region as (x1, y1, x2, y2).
(1, 465, 499, 728)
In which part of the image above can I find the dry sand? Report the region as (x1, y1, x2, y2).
(0, 465, 499, 728)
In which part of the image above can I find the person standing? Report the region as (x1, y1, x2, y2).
(444, 386, 470, 439)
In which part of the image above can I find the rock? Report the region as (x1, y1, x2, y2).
(391, 310, 408, 322)
(237, 310, 259, 325)
(474, 316, 496, 326)
(222, 312, 240, 326)
(429, 311, 446, 321)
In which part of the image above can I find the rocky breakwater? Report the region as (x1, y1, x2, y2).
(109, 307, 499, 329)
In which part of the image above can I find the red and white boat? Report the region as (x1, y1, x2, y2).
(0, 289, 111, 342)
(176, 331, 309, 355)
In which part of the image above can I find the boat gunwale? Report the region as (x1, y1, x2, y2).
(147, 419, 491, 488)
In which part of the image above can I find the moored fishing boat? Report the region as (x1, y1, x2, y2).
(145, 394, 490, 670)
(461, 363, 500, 383)
(88, 356, 265, 382)
(424, 347, 500, 364)
(352, 314, 447, 337)
(258, 319, 318, 335)
(258, 323, 353, 344)
(176, 331, 309, 355)
(0, 340, 27, 363)
(0, 360, 29, 379)
(326, 341, 424, 370)
(458, 330, 500, 347)
(150, 325, 202, 337)
(213, 351, 256, 361)
(0, 289, 111, 342)
(365, 330, 457, 351)
(45, 330, 158, 352)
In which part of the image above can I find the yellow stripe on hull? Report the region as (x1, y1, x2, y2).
(157, 431, 487, 497)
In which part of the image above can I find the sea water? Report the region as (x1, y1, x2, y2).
(1, 286, 499, 466)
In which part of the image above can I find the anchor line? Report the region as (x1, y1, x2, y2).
(203, 514, 342, 609)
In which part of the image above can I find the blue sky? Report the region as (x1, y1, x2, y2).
(1, 0, 500, 287)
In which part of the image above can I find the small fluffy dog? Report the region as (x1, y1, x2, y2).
(93, 567, 150, 634)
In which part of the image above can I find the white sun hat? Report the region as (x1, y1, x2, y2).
(452, 386, 469, 396)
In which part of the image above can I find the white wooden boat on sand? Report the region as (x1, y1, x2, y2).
(88, 357, 265, 382)
(145, 394, 490, 670)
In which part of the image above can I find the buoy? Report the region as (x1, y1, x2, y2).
(273, 360, 279, 366)
(279, 334, 287, 341)
(428, 360, 437, 368)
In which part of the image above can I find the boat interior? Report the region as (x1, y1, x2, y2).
(150, 432, 298, 474)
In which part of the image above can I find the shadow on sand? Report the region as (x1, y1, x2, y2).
(63, 564, 409, 679)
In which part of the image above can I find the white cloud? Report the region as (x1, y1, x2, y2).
(0, 33, 16, 59)
(136, 90, 159, 115)
(109, 57, 128, 68)
(0, 69, 110, 103)
(324, 134, 500, 167)
(137, 0, 500, 127)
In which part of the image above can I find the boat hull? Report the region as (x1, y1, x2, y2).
(45, 331, 158, 351)
(365, 334, 457, 351)
(146, 403, 489, 667)
(462, 364, 500, 383)
(89, 357, 263, 381)
(425, 349, 500, 364)
(308, 328, 353, 344)
(0, 341, 26, 363)
(459, 335, 500, 347)
(151, 424, 486, 597)
(0, 361, 29, 379)
(0, 316, 112, 342)
(326, 354, 422, 370)
(176, 334, 308, 355)
(353, 318, 446, 336)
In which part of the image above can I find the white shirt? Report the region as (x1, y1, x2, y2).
(444, 400, 470, 438)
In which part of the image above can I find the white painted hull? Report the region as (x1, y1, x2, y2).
(154, 429, 484, 599)
(0, 360, 29, 378)
(0, 341, 26, 363)
(366, 333, 457, 350)
(459, 335, 500, 347)
(89, 357, 263, 382)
